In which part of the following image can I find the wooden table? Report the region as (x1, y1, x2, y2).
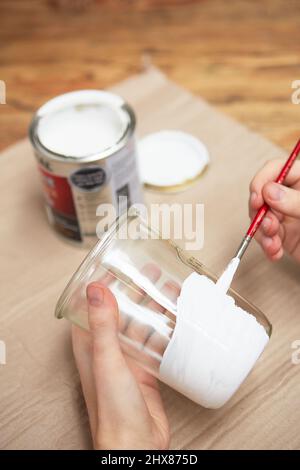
(1, 0, 300, 152)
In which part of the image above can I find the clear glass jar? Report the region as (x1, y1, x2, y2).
(55, 211, 272, 407)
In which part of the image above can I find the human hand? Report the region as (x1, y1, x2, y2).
(72, 281, 170, 450)
(249, 159, 300, 262)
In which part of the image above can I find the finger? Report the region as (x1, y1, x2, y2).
(248, 195, 284, 224)
(125, 280, 179, 357)
(117, 275, 179, 392)
(249, 159, 300, 205)
(269, 208, 284, 223)
(147, 280, 179, 319)
(118, 263, 161, 333)
(252, 216, 285, 261)
(87, 282, 123, 364)
(262, 182, 300, 218)
(99, 270, 116, 287)
(120, 280, 179, 378)
(85, 282, 169, 448)
(260, 212, 280, 237)
(119, 263, 161, 304)
(144, 281, 180, 356)
(261, 234, 284, 261)
(248, 190, 263, 216)
(86, 283, 151, 434)
(269, 247, 284, 261)
(72, 325, 98, 443)
(71, 271, 117, 329)
(98, 270, 127, 331)
(124, 357, 170, 450)
(250, 210, 268, 246)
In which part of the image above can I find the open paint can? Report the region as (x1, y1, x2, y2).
(29, 90, 143, 247)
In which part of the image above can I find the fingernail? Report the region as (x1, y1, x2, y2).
(87, 285, 104, 307)
(267, 183, 284, 201)
(262, 217, 271, 231)
(250, 192, 257, 204)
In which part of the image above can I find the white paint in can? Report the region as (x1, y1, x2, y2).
(38, 103, 125, 158)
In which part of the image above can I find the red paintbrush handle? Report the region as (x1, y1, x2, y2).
(247, 203, 269, 238)
(246, 138, 300, 239)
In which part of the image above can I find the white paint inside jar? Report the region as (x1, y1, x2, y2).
(38, 102, 126, 158)
(159, 264, 269, 409)
(99, 247, 269, 409)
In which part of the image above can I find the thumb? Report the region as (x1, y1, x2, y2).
(86, 282, 125, 368)
(262, 182, 300, 218)
(86, 283, 147, 428)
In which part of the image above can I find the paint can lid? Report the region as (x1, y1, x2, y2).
(137, 130, 210, 192)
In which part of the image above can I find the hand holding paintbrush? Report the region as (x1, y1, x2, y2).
(234, 139, 300, 262)
(246, 139, 300, 263)
(217, 139, 300, 292)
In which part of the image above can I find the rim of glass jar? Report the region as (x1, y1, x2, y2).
(55, 210, 272, 338)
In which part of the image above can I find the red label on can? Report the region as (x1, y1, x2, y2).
(39, 166, 81, 241)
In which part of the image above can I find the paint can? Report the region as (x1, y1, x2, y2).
(29, 90, 143, 247)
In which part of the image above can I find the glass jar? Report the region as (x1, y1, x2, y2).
(55, 211, 272, 408)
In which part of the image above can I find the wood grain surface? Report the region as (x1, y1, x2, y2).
(0, 0, 300, 152)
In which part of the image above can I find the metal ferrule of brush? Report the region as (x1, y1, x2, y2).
(235, 235, 252, 260)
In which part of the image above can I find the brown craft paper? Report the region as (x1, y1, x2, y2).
(0, 68, 299, 450)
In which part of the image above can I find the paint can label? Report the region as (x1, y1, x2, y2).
(39, 166, 82, 241)
(37, 142, 142, 246)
